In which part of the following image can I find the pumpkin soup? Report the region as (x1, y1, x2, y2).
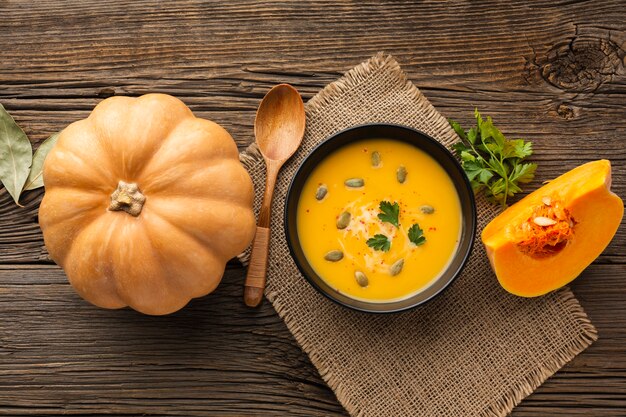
(297, 139, 462, 302)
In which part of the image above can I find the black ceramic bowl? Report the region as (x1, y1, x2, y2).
(284, 124, 476, 313)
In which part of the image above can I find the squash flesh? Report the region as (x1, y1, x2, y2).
(482, 160, 623, 297)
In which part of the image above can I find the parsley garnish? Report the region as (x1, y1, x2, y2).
(449, 109, 537, 208)
(366, 234, 391, 252)
(408, 223, 426, 246)
(377, 200, 400, 227)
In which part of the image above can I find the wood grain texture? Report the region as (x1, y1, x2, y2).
(0, 266, 347, 416)
(244, 226, 270, 306)
(0, 0, 625, 415)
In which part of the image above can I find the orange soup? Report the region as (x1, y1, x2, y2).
(296, 139, 462, 302)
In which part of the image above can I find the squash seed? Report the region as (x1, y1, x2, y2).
(336, 211, 351, 229)
(371, 151, 381, 167)
(315, 184, 328, 200)
(541, 196, 551, 206)
(533, 216, 557, 226)
(396, 165, 407, 183)
(355, 271, 369, 287)
(324, 250, 344, 262)
(390, 258, 404, 276)
(345, 178, 365, 188)
(420, 205, 435, 214)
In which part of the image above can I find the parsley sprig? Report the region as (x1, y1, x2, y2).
(377, 201, 400, 227)
(408, 224, 426, 246)
(449, 109, 537, 208)
(366, 234, 391, 252)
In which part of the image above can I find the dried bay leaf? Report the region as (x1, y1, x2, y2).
(0, 104, 32, 205)
(24, 131, 60, 191)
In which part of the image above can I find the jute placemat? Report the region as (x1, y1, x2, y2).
(239, 53, 597, 417)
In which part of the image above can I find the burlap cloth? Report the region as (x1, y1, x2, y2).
(239, 53, 597, 417)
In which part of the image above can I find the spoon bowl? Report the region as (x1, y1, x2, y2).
(255, 85, 306, 161)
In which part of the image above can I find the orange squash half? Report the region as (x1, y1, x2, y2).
(482, 160, 623, 297)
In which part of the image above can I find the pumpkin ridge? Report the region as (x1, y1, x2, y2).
(137, 117, 240, 184)
(61, 214, 126, 309)
(41, 185, 109, 203)
(148, 193, 255, 217)
(130, 114, 196, 181)
(39, 189, 109, 266)
(44, 139, 120, 193)
(150, 193, 253, 210)
(161, 194, 254, 209)
(108, 217, 190, 315)
(129, 95, 196, 181)
(89, 95, 193, 181)
(139, 154, 229, 196)
(44, 215, 100, 267)
(144, 206, 232, 263)
(87, 115, 131, 181)
(141, 161, 254, 207)
(137, 216, 193, 301)
(59, 118, 122, 173)
(150, 199, 246, 264)
(141, 209, 225, 299)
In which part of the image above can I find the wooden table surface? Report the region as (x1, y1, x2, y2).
(1, 1, 625, 416)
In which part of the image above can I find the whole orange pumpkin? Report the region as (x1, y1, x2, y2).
(39, 94, 256, 315)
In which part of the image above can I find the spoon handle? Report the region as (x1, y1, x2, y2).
(244, 226, 270, 307)
(244, 162, 279, 307)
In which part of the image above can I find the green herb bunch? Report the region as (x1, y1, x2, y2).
(449, 109, 536, 208)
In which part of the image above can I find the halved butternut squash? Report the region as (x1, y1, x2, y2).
(482, 160, 623, 297)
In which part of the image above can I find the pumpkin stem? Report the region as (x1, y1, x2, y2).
(109, 181, 146, 217)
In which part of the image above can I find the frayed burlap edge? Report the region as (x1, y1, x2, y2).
(264, 285, 596, 417)
(479, 287, 597, 416)
(237, 53, 598, 417)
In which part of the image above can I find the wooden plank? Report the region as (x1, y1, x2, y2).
(0, 266, 347, 416)
(0, 264, 623, 416)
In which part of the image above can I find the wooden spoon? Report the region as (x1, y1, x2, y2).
(244, 84, 306, 307)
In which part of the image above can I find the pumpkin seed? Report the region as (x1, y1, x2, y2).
(324, 250, 344, 262)
(390, 258, 404, 276)
(345, 178, 365, 188)
(315, 184, 328, 200)
(396, 165, 407, 183)
(371, 151, 381, 167)
(533, 216, 557, 226)
(336, 211, 351, 229)
(541, 196, 551, 206)
(355, 271, 369, 287)
(420, 205, 435, 214)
